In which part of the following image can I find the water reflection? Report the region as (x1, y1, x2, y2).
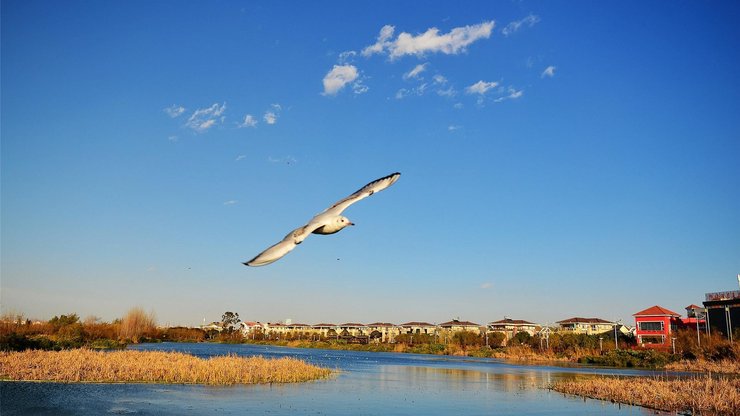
(1, 343, 665, 416)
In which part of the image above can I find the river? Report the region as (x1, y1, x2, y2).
(1, 342, 668, 415)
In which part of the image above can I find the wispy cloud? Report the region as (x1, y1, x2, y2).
(395, 83, 428, 100)
(448, 125, 461, 131)
(263, 111, 277, 125)
(262, 104, 283, 125)
(465, 80, 499, 95)
(235, 154, 246, 161)
(267, 155, 297, 165)
(480, 282, 493, 289)
(186, 102, 226, 133)
(164, 105, 186, 118)
(223, 200, 238, 206)
(338, 50, 357, 64)
(494, 87, 524, 102)
(322, 64, 360, 95)
(501, 14, 540, 37)
(167, 135, 178, 142)
(239, 114, 258, 128)
(403, 63, 428, 80)
(364, 21, 495, 59)
(541, 65, 556, 78)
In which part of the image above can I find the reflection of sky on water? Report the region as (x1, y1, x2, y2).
(1, 343, 664, 415)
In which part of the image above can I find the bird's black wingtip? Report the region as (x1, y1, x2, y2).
(242, 262, 251, 267)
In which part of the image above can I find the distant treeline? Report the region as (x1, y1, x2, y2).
(2, 310, 737, 370)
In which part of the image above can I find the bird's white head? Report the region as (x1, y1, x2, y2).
(338, 216, 354, 228)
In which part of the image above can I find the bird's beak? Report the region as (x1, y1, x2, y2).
(349, 222, 355, 226)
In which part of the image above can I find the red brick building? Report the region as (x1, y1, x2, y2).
(633, 305, 682, 348)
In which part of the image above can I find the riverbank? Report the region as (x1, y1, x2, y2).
(551, 375, 740, 416)
(0, 349, 332, 385)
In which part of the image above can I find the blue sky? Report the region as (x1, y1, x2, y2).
(2, 1, 739, 327)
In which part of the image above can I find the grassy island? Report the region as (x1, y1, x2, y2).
(0, 349, 332, 385)
(552, 375, 740, 416)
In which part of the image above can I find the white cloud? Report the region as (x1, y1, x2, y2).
(465, 80, 499, 95)
(271, 103, 282, 111)
(352, 80, 369, 94)
(541, 65, 557, 78)
(338, 50, 357, 64)
(239, 114, 258, 128)
(167, 135, 178, 142)
(403, 63, 428, 80)
(480, 282, 493, 289)
(235, 155, 246, 161)
(322, 64, 359, 95)
(186, 102, 226, 133)
(263, 111, 277, 125)
(361, 25, 395, 57)
(364, 21, 494, 59)
(395, 83, 428, 100)
(502, 14, 540, 37)
(164, 105, 186, 118)
(448, 125, 461, 131)
(437, 86, 456, 97)
(223, 200, 238, 206)
(494, 87, 524, 102)
(433, 74, 447, 84)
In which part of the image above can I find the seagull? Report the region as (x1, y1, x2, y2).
(244, 172, 401, 266)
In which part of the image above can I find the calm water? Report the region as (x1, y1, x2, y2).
(2, 343, 668, 415)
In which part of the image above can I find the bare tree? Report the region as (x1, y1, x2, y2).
(119, 307, 156, 343)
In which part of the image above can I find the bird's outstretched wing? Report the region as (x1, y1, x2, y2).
(244, 222, 322, 266)
(322, 172, 401, 216)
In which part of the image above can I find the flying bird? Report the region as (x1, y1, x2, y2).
(244, 172, 401, 266)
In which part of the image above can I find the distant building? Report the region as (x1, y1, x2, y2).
(556, 317, 614, 335)
(633, 305, 681, 348)
(682, 304, 707, 331)
(338, 323, 368, 337)
(399, 321, 437, 336)
(366, 322, 398, 343)
(488, 318, 537, 343)
(439, 319, 482, 335)
(200, 322, 224, 332)
(312, 323, 338, 338)
(239, 321, 263, 336)
(703, 288, 740, 340)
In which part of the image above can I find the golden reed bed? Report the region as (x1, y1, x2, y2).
(552, 375, 740, 416)
(0, 349, 332, 385)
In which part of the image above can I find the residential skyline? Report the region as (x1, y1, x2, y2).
(2, 1, 739, 327)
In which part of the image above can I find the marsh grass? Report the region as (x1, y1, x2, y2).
(552, 375, 740, 415)
(0, 349, 332, 385)
(666, 358, 740, 374)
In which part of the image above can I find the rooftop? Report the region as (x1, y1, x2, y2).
(633, 305, 680, 317)
(489, 318, 536, 325)
(557, 317, 613, 324)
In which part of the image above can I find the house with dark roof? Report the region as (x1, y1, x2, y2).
(556, 317, 614, 335)
(439, 319, 482, 335)
(488, 318, 537, 343)
(633, 305, 681, 348)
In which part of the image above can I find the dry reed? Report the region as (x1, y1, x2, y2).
(552, 375, 740, 415)
(0, 349, 332, 385)
(666, 358, 740, 374)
